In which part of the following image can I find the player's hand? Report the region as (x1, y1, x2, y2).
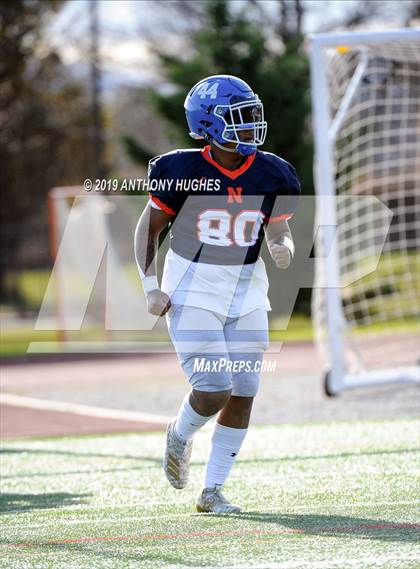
(269, 243, 291, 269)
(146, 289, 172, 316)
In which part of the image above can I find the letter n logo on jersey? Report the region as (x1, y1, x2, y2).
(227, 186, 243, 204)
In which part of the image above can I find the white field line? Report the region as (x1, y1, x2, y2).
(203, 555, 420, 569)
(8, 512, 201, 531)
(11, 501, 420, 531)
(1, 393, 171, 425)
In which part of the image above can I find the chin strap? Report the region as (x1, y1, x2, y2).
(211, 139, 240, 154)
(210, 138, 257, 157)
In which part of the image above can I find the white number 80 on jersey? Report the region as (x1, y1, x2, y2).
(197, 209, 265, 247)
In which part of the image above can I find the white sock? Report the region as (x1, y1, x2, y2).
(174, 394, 215, 441)
(204, 423, 248, 488)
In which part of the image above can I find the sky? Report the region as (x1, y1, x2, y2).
(47, 0, 417, 90)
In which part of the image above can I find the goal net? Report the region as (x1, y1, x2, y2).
(310, 29, 420, 394)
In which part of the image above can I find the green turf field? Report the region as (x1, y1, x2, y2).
(1, 419, 419, 568)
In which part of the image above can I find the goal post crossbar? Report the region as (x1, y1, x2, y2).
(310, 28, 420, 48)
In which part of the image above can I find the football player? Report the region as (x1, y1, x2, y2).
(135, 75, 300, 513)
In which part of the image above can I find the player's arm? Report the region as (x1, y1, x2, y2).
(264, 218, 295, 270)
(134, 202, 173, 316)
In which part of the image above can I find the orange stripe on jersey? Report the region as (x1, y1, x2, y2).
(149, 195, 176, 216)
(201, 145, 256, 180)
(268, 213, 294, 222)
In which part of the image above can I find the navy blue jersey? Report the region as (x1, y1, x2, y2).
(149, 145, 300, 265)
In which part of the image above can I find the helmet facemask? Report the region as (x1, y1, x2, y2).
(214, 98, 267, 155)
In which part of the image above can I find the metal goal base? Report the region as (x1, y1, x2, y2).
(324, 366, 420, 397)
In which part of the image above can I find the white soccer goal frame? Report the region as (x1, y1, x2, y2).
(309, 28, 420, 395)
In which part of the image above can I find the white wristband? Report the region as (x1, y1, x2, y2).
(142, 275, 159, 294)
(278, 235, 295, 258)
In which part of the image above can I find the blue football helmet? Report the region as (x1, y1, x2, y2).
(184, 75, 267, 156)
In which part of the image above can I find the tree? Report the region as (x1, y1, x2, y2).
(0, 1, 94, 307)
(124, 0, 313, 195)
